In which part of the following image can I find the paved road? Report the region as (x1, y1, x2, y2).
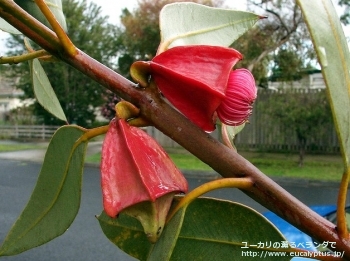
(0, 157, 347, 261)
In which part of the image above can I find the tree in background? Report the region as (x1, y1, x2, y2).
(269, 46, 305, 82)
(233, 0, 315, 86)
(259, 89, 333, 166)
(233, 1, 328, 165)
(339, 0, 350, 25)
(115, 0, 223, 78)
(5, 0, 120, 126)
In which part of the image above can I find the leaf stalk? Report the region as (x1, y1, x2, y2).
(34, 0, 77, 56)
(0, 49, 50, 64)
(166, 177, 253, 223)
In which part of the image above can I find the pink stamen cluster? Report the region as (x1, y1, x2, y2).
(217, 69, 257, 126)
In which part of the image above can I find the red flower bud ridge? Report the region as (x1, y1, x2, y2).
(101, 118, 188, 218)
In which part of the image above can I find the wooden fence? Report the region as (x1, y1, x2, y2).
(0, 88, 341, 154)
(0, 125, 59, 140)
(234, 88, 340, 153)
(145, 88, 340, 154)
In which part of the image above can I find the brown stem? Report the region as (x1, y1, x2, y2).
(1, 3, 350, 259)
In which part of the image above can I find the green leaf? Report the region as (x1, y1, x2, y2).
(0, 18, 21, 34)
(14, 0, 67, 32)
(97, 212, 153, 261)
(159, 3, 261, 51)
(0, 126, 87, 256)
(296, 0, 350, 168)
(29, 58, 67, 122)
(98, 197, 290, 261)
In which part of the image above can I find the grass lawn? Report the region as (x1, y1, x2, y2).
(0, 143, 47, 152)
(240, 151, 344, 181)
(0, 141, 343, 181)
(85, 148, 344, 181)
(85, 149, 213, 171)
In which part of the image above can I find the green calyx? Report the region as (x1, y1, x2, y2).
(122, 192, 176, 243)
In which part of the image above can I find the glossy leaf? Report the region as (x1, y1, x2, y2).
(14, 0, 67, 32)
(30, 59, 67, 122)
(97, 211, 153, 261)
(0, 126, 87, 256)
(296, 0, 350, 168)
(159, 3, 261, 51)
(98, 197, 290, 261)
(0, 18, 21, 34)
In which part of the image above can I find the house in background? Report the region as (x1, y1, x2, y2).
(0, 75, 33, 122)
(267, 69, 326, 90)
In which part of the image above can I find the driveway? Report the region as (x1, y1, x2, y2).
(0, 152, 347, 260)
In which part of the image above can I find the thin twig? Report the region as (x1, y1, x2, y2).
(0, 49, 50, 64)
(34, 0, 77, 56)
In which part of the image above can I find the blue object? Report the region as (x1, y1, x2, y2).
(263, 205, 337, 261)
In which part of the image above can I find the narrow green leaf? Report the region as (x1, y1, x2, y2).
(30, 59, 67, 122)
(0, 126, 87, 256)
(0, 18, 21, 34)
(99, 198, 290, 261)
(159, 3, 261, 50)
(296, 0, 350, 168)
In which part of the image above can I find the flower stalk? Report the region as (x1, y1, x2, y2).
(166, 177, 253, 223)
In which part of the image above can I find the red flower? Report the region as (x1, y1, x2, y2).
(101, 118, 188, 218)
(100, 117, 188, 242)
(149, 45, 256, 131)
(217, 69, 257, 126)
